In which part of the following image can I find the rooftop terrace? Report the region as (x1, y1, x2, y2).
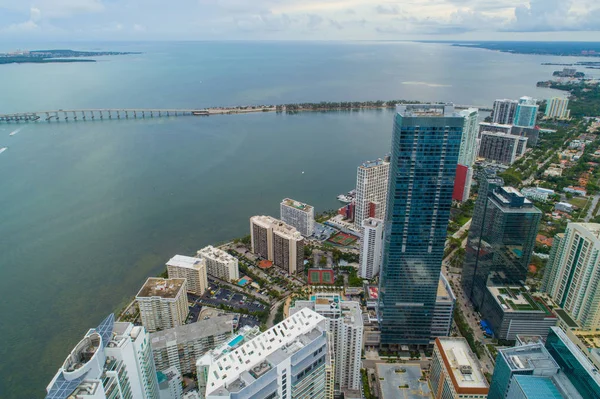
(489, 286, 554, 316)
(136, 278, 186, 299)
(281, 198, 313, 213)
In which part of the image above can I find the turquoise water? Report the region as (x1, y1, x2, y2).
(0, 41, 587, 398)
(228, 335, 244, 347)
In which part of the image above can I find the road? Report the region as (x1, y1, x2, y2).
(266, 297, 287, 328)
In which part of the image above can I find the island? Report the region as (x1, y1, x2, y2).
(0, 49, 140, 65)
(444, 41, 600, 57)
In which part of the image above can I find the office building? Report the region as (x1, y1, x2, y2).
(280, 198, 315, 237)
(430, 337, 489, 399)
(198, 308, 334, 399)
(45, 314, 160, 399)
(166, 255, 208, 296)
(514, 96, 539, 128)
(136, 278, 188, 333)
(454, 108, 479, 202)
(432, 274, 457, 339)
(359, 218, 384, 279)
(378, 104, 463, 347)
(250, 215, 304, 274)
(479, 131, 526, 165)
(353, 157, 390, 229)
(197, 245, 239, 282)
(492, 99, 518, 125)
(462, 174, 542, 315)
(290, 294, 363, 395)
(545, 97, 570, 119)
(542, 223, 600, 330)
(157, 367, 183, 399)
(151, 315, 234, 375)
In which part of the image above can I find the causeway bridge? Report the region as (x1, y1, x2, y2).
(0, 108, 208, 123)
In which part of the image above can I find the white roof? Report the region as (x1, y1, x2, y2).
(437, 338, 489, 390)
(205, 308, 325, 394)
(166, 254, 204, 269)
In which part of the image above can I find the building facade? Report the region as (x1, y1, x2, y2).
(280, 198, 315, 237)
(198, 308, 334, 399)
(290, 294, 363, 395)
(479, 131, 525, 165)
(353, 157, 390, 229)
(378, 104, 463, 347)
(432, 274, 457, 339)
(454, 108, 479, 202)
(136, 278, 188, 333)
(430, 337, 489, 399)
(542, 223, 600, 330)
(492, 99, 518, 125)
(462, 174, 542, 314)
(359, 218, 384, 279)
(45, 314, 160, 399)
(157, 367, 183, 399)
(150, 315, 233, 375)
(197, 245, 239, 282)
(514, 97, 539, 128)
(166, 255, 208, 296)
(545, 97, 570, 119)
(250, 215, 304, 274)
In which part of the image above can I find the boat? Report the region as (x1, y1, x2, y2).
(9, 128, 21, 136)
(0, 147, 7, 154)
(337, 194, 352, 203)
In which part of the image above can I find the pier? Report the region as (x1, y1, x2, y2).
(0, 108, 208, 123)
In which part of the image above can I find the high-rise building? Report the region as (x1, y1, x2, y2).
(454, 108, 479, 202)
(514, 96, 539, 128)
(290, 293, 363, 395)
(166, 255, 208, 296)
(353, 157, 390, 229)
(250, 215, 304, 274)
(478, 131, 526, 165)
(378, 104, 463, 347)
(157, 366, 183, 399)
(196, 245, 239, 282)
(545, 97, 570, 119)
(280, 198, 315, 237)
(359, 218, 384, 279)
(150, 315, 234, 375)
(542, 223, 600, 330)
(136, 278, 188, 332)
(492, 99, 519, 125)
(431, 274, 456, 339)
(429, 337, 489, 399)
(462, 175, 542, 314)
(45, 314, 160, 399)
(197, 308, 334, 399)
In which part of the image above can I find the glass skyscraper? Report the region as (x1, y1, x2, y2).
(378, 104, 463, 347)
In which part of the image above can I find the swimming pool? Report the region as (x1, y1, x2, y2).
(228, 335, 244, 347)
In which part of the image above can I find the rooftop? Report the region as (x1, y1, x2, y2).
(293, 293, 363, 328)
(362, 217, 384, 228)
(376, 364, 431, 399)
(197, 245, 237, 263)
(359, 158, 390, 169)
(499, 344, 559, 372)
(136, 278, 186, 299)
(513, 375, 564, 399)
(436, 338, 489, 392)
(251, 215, 303, 241)
(437, 274, 456, 302)
(281, 198, 314, 213)
(166, 254, 205, 270)
(516, 335, 546, 346)
(488, 286, 554, 316)
(396, 103, 459, 117)
(554, 308, 580, 328)
(150, 315, 234, 350)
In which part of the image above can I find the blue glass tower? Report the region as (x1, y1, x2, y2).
(378, 104, 463, 347)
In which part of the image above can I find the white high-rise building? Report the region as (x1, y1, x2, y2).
(545, 97, 570, 119)
(166, 255, 208, 296)
(280, 198, 315, 237)
(353, 157, 390, 229)
(457, 108, 479, 202)
(197, 308, 334, 399)
(359, 218, 384, 279)
(136, 278, 188, 332)
(157, 366, 183, 399)
(196, 245, 239, 282)
(492, 99, 518, 125)
(250, 215, 304, 274)
(290, 294, 363, 396)
(514, 96, 539, 128)
(542, 223, 600, 330)
(45, 314, 160, 399)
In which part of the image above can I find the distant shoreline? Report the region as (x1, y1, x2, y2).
(0, 49, 140, 65)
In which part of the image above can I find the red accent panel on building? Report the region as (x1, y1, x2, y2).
(453, 164, 469, 202)
(368, 202, 376, 218)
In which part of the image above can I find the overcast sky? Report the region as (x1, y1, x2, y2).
(1, 0, 600, 42)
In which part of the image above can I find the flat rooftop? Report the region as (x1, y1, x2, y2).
(150, 315, 234, 350)
(554, 308, 580, 328)
(251, 215, 303, 240)
(396, 103, 459, 118)
(436, 338, 489, 391)
(166, 254, 204, 269)
(376, 364, 431, 399)
(197, 245, 236, 262)
(281, 198, 313, 213)
(359, 158, 389, 169)
(488, 286, 554, 315)
(136, 278, 186, 299)
(499, 344, 559, 372)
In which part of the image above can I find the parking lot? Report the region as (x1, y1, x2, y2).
(194, 285, 268, 313)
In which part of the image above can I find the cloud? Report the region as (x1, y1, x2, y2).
(505, 0, 600, 32)
(133, 23, 146, 32)
(375, 5, 400, 15)
(2, 7, 42, 33)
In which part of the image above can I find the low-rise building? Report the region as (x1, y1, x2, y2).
(521, 187, 555, 202)
(544, 165, 563, 177)
(166, 255, 208, 296)
(563, 186, 587, 196)
(197, 245, 239, 282)
(136, 278, 188, 332)
(555, 202, 574, 213)
(430, 337, 489, 399)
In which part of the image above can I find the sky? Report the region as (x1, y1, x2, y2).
(0, 0, 600, 42)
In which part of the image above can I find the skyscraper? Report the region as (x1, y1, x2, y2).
(166, 255, 208, 296)
(514, 96, 539, 128)
(542, 223, 600, 330)
(280, 198, 315, 237)
(353, 157, 390, 229)
(136, 278, 189, 333)
(359, 217, 384, 279)
(378, 104, 463, 347)
(45, 314, 160, 399)
(545, 97, 570, 119)
(250, 215, 304, 274)
(478, 131, 527, 165)
(197, 245, 239, 282)
(492, 99, 518, 125)
(454, 108, 479, 202)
